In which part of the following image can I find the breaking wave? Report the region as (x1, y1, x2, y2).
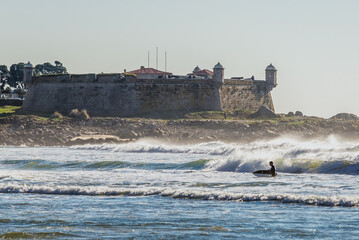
(70, 141, 236, 156)
(204, 158, 359, 174)
(2, 158, 358, 174)
(0, 159, 211, 171)
(69, 136, 359, 175)
(0, 185, 357, 207)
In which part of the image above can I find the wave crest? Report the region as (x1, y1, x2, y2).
(0, 185, 357, 207)
(32, 136, 359, 174)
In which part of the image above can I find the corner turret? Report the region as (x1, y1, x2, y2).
(213, 62, 224, 83)
(265, 63, 277, 87)
(23, 61, 34, 85)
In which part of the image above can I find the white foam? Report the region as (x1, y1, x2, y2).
(2, 136, 359, 174)
(70, 141, 236, 156)
(0, 184, 357, 207)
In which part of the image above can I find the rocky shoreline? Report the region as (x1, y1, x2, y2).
(1, 114, 359, 146)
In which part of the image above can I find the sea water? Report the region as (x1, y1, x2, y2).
(0, 136, 358, 239)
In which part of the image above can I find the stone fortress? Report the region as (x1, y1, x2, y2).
(20, 62, 277, 117)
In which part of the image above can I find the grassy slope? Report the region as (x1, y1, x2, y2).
(0, 106, 21, 118)
(0, 106, 318, 125)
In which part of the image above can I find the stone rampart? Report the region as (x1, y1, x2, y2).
(0, 99, 23, 107)
(71, 74, 96, 82)
(220, 79, 274, 111)
(97, 74, 123, 83)
(220, 84, 274, 112)
(21, 75, 222, 117)
(21, 73, 275, 117)
(32, 74, 71, 83)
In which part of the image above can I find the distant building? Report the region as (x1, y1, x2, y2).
(126, 66, 172, 79)
(21, 62, 278, 117)
(23, 62, 34, 84)
(187, 66, 213, 79)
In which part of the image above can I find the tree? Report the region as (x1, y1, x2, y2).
(1, 80, 11, 94)
(8, 63, 24, 86)
(34, 61, 67, 76)
(0, 65, 9, 81)
(14, 82, 26, 97)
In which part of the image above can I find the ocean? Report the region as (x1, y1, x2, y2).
(0, 136, 358, 239)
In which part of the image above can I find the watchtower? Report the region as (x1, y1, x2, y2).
(23, 61, 33, 84)
(265, 63, 277, 86)
(213, 62, 224, 83)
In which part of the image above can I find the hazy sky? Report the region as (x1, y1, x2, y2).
(1, 0, 359, 117)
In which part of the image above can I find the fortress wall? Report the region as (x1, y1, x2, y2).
(32, 74, 71, 83)
(223, 79, 254, 85)
(220, 83, 274, 112)
(71, 74, 96, 82)
(21, 80, 221, 117)
(22, 74, 275, 116)
(21, 83, 135, 116)
(125, 78, 212, 84)
(97, 74, 123, 83)
(132, 82, 221, 116)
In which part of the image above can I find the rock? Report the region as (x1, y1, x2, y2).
(295, 111, 303, 117)
(287, 112, 295, 117)
(131, 131, 138, 137)
(266, 129, 277, 136)
(249, 106, 277, 119)
(330, 113, 358, 120)
(67, 135, 131, 145)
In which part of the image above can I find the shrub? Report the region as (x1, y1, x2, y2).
(69, 109, 80, 118)
(51, 111, 64, 119)
(68, 109, 90, 119)
(79, 109, 90, 120)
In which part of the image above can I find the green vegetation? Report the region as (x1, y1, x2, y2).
(185, 111, 224, 119)
(50, 111, 64, 121)
(0, 65, 9, 81)
(33, 115, 52, 121)
(0, 105, 21, 117)
(0, 61, 67, 87)
(287, 120, 306, 126)
(0, 106, 58, 121)
(34, 61, 67, 76)
(1, 63, 29, 86)
(0, 105, 315, 125)
(8, 63, 25, 86)
(185, 110, 253, 120)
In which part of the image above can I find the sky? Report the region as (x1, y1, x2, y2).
(1, 0, 359, 117)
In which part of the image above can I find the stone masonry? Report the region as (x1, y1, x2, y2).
(20, 63, 277, 117)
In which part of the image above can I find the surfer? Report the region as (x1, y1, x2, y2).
(252, 161, 277, 176)
(269, 161, 276, 176)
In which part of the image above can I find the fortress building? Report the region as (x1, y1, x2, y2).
(187, 66, 213, 79)
(20, 62, 277, 117)
(125, 66, 172, 79)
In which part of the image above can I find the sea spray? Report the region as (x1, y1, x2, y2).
(3, 136, 359, 174)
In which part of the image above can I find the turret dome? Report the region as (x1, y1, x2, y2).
(213, 62, 224, 69)
(24, 61, 33, 68)
(266, 63, 277, 71)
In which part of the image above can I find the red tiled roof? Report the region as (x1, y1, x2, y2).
(127, 66, 172, 75)
(196, 69, 213, 75)
(188, 69, 213, 76)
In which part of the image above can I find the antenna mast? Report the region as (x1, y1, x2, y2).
(156, 47, 158, 70)
(165, 51, 167, 72)
(148, 51, 150, 68)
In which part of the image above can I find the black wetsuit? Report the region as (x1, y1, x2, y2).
(270, 165, 276, 176)
(253, 166, 276, 176)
